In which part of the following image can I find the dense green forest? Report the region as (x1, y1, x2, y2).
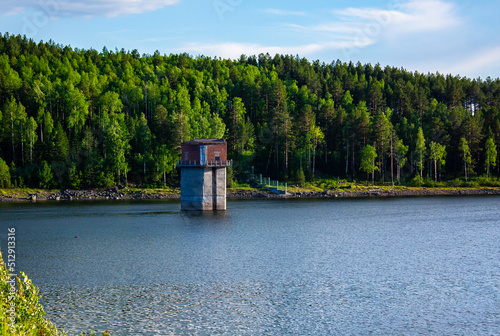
(0, 33, 499, 189)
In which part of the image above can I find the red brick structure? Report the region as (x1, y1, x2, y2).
(178, 139, 229, 167)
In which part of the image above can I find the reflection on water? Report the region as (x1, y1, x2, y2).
(1, 197, 499, 335)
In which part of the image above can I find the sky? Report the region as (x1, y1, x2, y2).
(1, 0, 500, 79)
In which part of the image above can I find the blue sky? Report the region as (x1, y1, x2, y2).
(1, 0, 499, 79)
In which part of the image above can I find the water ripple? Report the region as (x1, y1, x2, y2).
(41, 276, 500, 335)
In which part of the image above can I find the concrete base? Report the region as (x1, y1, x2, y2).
(180, 167, 226, 210)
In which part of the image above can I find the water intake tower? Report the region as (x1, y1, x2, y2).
(178, 139, 231, 210)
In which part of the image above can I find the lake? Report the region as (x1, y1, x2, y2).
(1, 196, 499, 335)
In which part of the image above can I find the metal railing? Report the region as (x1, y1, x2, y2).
(177, 160, 232, 167)
(250, 173, 287, 194)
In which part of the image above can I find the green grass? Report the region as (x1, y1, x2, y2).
(126, 186, 179, 194)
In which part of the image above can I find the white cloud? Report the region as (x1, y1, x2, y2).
(177, 39, 376, 59)
(264, 8, 306, 16)
(1, 6, 26, 16)
(276, 0, 461, 65)
(332, 0, 460, 37)
(177, 1, 459, 61)
(441, 46, 500, 77)
(0, 0, 179, 18)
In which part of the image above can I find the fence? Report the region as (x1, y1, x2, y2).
(250, 172, 287, 194)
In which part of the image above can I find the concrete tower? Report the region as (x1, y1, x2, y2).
(178, 139, 230, 210)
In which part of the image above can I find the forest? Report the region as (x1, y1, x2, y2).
(0, 32, 500, 189)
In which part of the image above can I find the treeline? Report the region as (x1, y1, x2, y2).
(0, 33, 500, 188)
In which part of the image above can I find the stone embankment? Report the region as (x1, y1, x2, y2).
(0, 187, 180, 202)
(43, 188, 180, 201)
(288, 188, 500, 198)
(1, 186, 500, 203)
(229, 187, 500, 199)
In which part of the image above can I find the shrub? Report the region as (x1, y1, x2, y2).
(1, 249, 59, 335)
(0, 158, 11, 188)
(463, 181, 480, 188)
(296, 167, 306, 187)
(423, 177, 436, 188)
(38, 161, 53, 189)
(226, 166, 235, 188)
(410, 175, 424, 187)
(449, 178, 461, 187)
(1, 250, 110, 336)
(474, 176, 500, 187)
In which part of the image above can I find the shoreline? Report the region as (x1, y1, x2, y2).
(1, 186, 500, 203)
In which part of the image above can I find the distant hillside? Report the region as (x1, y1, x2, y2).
(0, 32, 499, 188)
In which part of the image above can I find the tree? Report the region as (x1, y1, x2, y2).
(429, 142, 446, 182)
(459, 137, 472, 181)
(298, 105, 317, 176)
(208, 111, 226, 139)
(269, 79, 291, 175)
(155, 144, 175, 186)
(66, 85, 89, 135)
(4, 98, 27, 166)
(318, 95, 335, 163)
(360, 145, 378, 184)
(50, 122, 69, 162)
(152, 104, 170, 144)
(133, 113, 152, 180)
(485, 137, 497, 178)
(4, 98, 18, 162)
(228, 97, 246, 151)
(415, 127, 426, 177)
(26, 116, 38, 164)
(2, 34, 500, 188)
(394, 139, 408, 184)
(372, 108, 392, 181)
(0, 157, 11, 187)
(39, 161, 53, 188)
(309, 125, 324, 176)
(296, 166, 306, 187)
(103, 113, 130, 185)
(14, 101, 27, 167)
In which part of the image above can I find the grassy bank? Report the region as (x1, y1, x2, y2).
(1, 176, 500, 202)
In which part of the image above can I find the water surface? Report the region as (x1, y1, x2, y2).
(0, 197, 499, 335)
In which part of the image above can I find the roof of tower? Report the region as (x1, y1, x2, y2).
(182, 139, 226, 145)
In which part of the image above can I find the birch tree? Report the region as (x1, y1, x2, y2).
(485, 137, 497, 178)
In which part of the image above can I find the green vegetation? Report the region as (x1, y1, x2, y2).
(0, 250, 108, 335)
(359, 145, 378, 184)
(1, 33, 500, 190)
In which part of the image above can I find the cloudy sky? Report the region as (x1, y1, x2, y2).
(1, 0, 499, 79)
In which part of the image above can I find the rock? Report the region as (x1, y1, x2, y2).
(30, 194, 37, 202)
